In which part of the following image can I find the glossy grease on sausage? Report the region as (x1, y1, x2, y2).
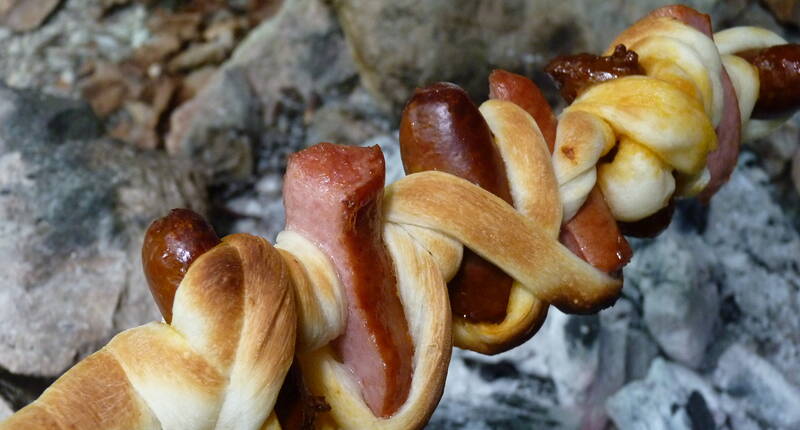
(400, 82, 515, 324)
(737, 44, 800, 119)
(142, 208, 220, 323)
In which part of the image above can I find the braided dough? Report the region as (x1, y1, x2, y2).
(2, 7, 798, 430)
(0, 234, 296, 430)
(554, 16, 790, 223)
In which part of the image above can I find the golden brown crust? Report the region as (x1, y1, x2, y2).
(297, 223, 451, 429)
(0, 350, 158, 430)
(1, 234, 296, 430)
(385, 171, 622, 314)
(449, 100, 559, 353)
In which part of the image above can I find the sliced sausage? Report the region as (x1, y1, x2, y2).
(399, 82, 514, 324)
(283, 142, 413, 417)
(561, 188, 633, 273)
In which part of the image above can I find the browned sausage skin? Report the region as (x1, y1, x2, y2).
(545, 44, 645, 104)
(737, 44, 800, 119)
(400, 82, 515, 324)
(283, 142, 413, 418)
(488, 69, 558, 151)
(142, 208, 220, 324)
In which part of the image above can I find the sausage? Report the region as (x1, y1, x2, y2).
(544, 44, 645, 104)
(274, 363, 331, 430)
(142, 209, 321, 428)
(399, 82, 514, 324)
(736, 44, 800, 119)
(647, 5, 743, 203)
(561, 189, 633, 272)
(618, 200, 676, 238)
(650, 4, 711, 32)
(489, 70, 632, 274)
(699, 66, 741, 202)
(142, 208, 220, 324)
(283, 142, 413, 417)
(488, 69, 558, 151)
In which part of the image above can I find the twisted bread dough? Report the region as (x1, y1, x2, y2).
(274, 223, 451, 429)
(553, 17, 790, 222)
(714, 26, 789, 140)
(269, 101, 617, 423)
(0, 234, 296, 430)
(1, 10, 796, 430)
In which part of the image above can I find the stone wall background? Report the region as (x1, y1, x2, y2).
(0, 0, 798, 428)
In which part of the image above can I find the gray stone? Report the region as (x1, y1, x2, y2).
(166, 67, 258, 184)
(0, 0, 148, 95)
(627, 235, 719, 368)
(794, 144, 800, 196)
(0, 396, 10, 420)
(625, 326, 660, 382)
(166, 0, 369, 239)
(579, 301, 633, 430)
(0, 85, 206, 378)
(333, 0, 728, 113)
(432, 344, 571, 430)
(704, 153, 800, 387)
(1, 0, 62, 33)
(714, 343, 800, 429)
(607, 358, 725, 430)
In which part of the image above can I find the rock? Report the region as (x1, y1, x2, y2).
(578, 301, 633, 430)
(746, 119, 800, 179)
(177, 65, 217, 103)
(166, 67, 257, 183)
(793, 146, 800, 196)
(166, 0, 367, 239)
(333, 0, 728, 113)
(626, 235, 719, 368)
(714, 343, 800, 429)
(132, 32, 182, 67)
(625, 325, 660, 382)
(762, 0, 800, 26)
(704, 153, 800, 387)
(147, 11, 201, 42)
(0, 85, 206, 381)
(79, 61, 132, 118)
(606, 358, 725, 430)
(304, 90, 393, 152)
(1, 0, 61, 32)
(167, 38, 233, 73)
(0, 396, 10, 420)
(431, 347, 571, 430)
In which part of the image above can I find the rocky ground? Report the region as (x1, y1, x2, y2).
(0, 0, 799, 428)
